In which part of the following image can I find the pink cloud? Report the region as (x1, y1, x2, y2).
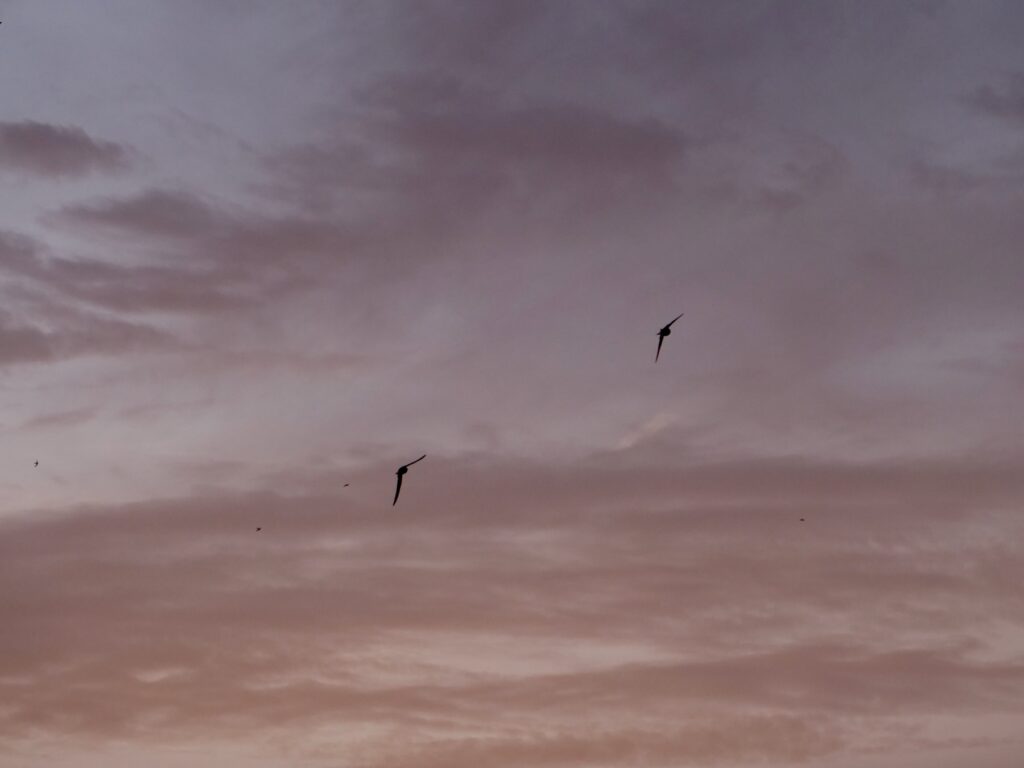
(1, 449, 1022, 764)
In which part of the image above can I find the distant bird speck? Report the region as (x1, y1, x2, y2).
(393, 455, 426, 506)
(33, 461, 38, 467)
(344, 483, 350, 487)
(256, 527, 262, 532)
(655, 312, 684, 362)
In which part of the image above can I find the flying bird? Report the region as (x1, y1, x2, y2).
(33, 461, 38, 467)
(655, 312, 684, 362)
(393, 455, 426, 506)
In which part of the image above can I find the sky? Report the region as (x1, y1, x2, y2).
(1, 1, 1023, 766)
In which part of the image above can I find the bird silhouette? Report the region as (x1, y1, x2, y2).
(655, 312, 684, 362)
(33, 461, 38, 467)
(393, 455, 426, 506)
(256, 527, 262, 532)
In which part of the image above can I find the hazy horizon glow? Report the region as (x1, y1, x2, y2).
(1, 2, 1024, 766)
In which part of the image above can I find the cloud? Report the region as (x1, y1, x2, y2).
(356, 75, 684, 173)
(0, 309, 170, 368)
(0, 233, 180, 369)
(1, 448, 1022, 763)
(37, 78, 688, 335)
(20, 406, 98, 430)
(54, 189, 219, 240)
(47, 188, 356, 285)
(965, 73, 1024, 123)
(265, 71, 686, 226)
(0, 121, 131, 177)
(7, 187, 349, 319)
(1, 242, 255, 315)
(368, 715, 843, 768)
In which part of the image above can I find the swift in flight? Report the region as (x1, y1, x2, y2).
(655, 312, 684, 362)
(393, 455, 426, 506)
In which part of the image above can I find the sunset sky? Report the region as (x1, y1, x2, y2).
(2, 2, 1024, 766)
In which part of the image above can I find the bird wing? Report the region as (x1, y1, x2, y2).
(393, 473, 403, 506)
(665, 312, 684, 328)
(655, 334, 664, 362)
(407, 454, 426, 467)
